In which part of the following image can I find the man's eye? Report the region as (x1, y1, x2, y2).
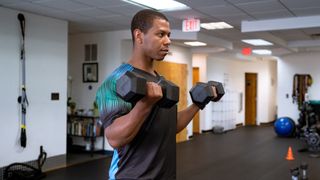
(158, 33, 164, 37)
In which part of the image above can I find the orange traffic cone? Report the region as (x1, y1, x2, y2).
(286, 146, 295, 160)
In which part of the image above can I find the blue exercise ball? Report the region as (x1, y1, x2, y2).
(274, 117, 295, 137)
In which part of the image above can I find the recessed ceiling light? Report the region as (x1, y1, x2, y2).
(122, 0, 189, 11)
(252, 49, 272, 55)
(241, 39, 273, 46)
(184, 41, 207, 47)
(200, 22, 233, 30)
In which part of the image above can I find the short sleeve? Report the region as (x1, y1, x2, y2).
(95, 64, 133, 129)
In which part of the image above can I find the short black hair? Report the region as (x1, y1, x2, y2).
(131, 9, 169, 42)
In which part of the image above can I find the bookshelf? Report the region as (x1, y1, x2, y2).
(67, 115, 104, 156)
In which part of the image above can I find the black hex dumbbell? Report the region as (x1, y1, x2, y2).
(116, 71, 147, 103)
(190, 81, 225, 109)
(157, 77, 180, 108)
(189, 82, 215, 109)
(116, 71, 179, 108)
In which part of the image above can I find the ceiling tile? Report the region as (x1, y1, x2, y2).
(0, 0, 32, 5)
(290, 8, 320, 16)
(71, 0, 128, 8)
(236, 0, 287, 14)
(251, 10, 294, 20)
(53, 11, 93, 22)
(2, 0, 320, 49)
(197, 4, 247, 16)
(176, 0, 227, 8)
(227, 0, 272, 4)
(95, 14, 132, 26)
(215, 14, 254, 27)
(5, 1, 66, 18)
(71, 7, 118, 18)
(280, 0, 320, 9)
(100, 4, 144, 16)
(163, 9, 210, 20)
(33, 0, 91, 11)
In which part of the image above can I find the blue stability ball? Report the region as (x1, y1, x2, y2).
(274, 117, 296, 137)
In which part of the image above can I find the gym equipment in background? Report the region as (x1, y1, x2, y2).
(292, 74, 312, 109)
(3, 146, 47, 180)
(296, 100, 320, 157)
(290, 167, 299, 180)
(17, 13, 29, 148)
(300, 162, 308, 180)
(289, 162, 309, 180)
(274, 117, 296, 137)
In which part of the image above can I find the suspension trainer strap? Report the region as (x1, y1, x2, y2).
(18, 13, 29, 148)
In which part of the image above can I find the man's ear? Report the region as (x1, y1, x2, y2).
(134, 29, 143, 44)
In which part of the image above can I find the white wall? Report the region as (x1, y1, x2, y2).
(203, 54, 277, 130)
(277, 51, 320, 121)
(192, 54, 208, 131)
(0, 7, 68, 167)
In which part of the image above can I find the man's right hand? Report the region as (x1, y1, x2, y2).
(140, 82, 163, 106)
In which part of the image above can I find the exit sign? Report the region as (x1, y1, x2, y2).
(182, 18, 200, 32)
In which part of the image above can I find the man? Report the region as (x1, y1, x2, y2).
(96, 9, 217, 179)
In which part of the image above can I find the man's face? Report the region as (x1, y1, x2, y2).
(141, 18, 171, 61)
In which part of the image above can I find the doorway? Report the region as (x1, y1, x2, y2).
(153, 61, 188, 142)
(245, 73, 257, 126)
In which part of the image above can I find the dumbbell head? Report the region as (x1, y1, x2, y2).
(208, 81, 225, 102)
(158, 79, 179, 108)
(190, 82, 214, 109)
(116, 71, 146, 103)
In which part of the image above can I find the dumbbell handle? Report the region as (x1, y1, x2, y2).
(207, 81, 225, 102)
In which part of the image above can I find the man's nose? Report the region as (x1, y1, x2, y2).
(164, 35, 171, 45)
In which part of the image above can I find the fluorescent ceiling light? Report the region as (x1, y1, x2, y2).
(200, 22, 233, 30)
(252, 49, 272, 55)
(184, 41, 207, 47)
(122, 0, 189, 11)
(242, 39, 273, 46)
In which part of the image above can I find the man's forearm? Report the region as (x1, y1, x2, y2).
(176, 104, 199, 133)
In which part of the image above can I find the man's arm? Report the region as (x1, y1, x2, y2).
(177, 104, 199, 133)
(176, 86, 217, 133)
(105, 82, 162, 149)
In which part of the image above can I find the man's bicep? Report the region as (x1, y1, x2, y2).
(98, 98, 131, 129)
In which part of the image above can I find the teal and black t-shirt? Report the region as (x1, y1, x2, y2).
(96, 63, 177, 180)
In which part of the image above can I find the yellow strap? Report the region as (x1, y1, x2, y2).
(21, 125, 26, 129)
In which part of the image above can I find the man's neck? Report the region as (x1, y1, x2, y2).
(128, 55, 155, 75)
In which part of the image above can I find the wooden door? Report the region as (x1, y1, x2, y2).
(192, 67, 200, 134)
(153, 61, 188, 142)
(245, 73, 257, 126)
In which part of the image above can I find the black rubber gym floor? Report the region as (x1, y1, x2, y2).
(45, 126, 319, 180)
